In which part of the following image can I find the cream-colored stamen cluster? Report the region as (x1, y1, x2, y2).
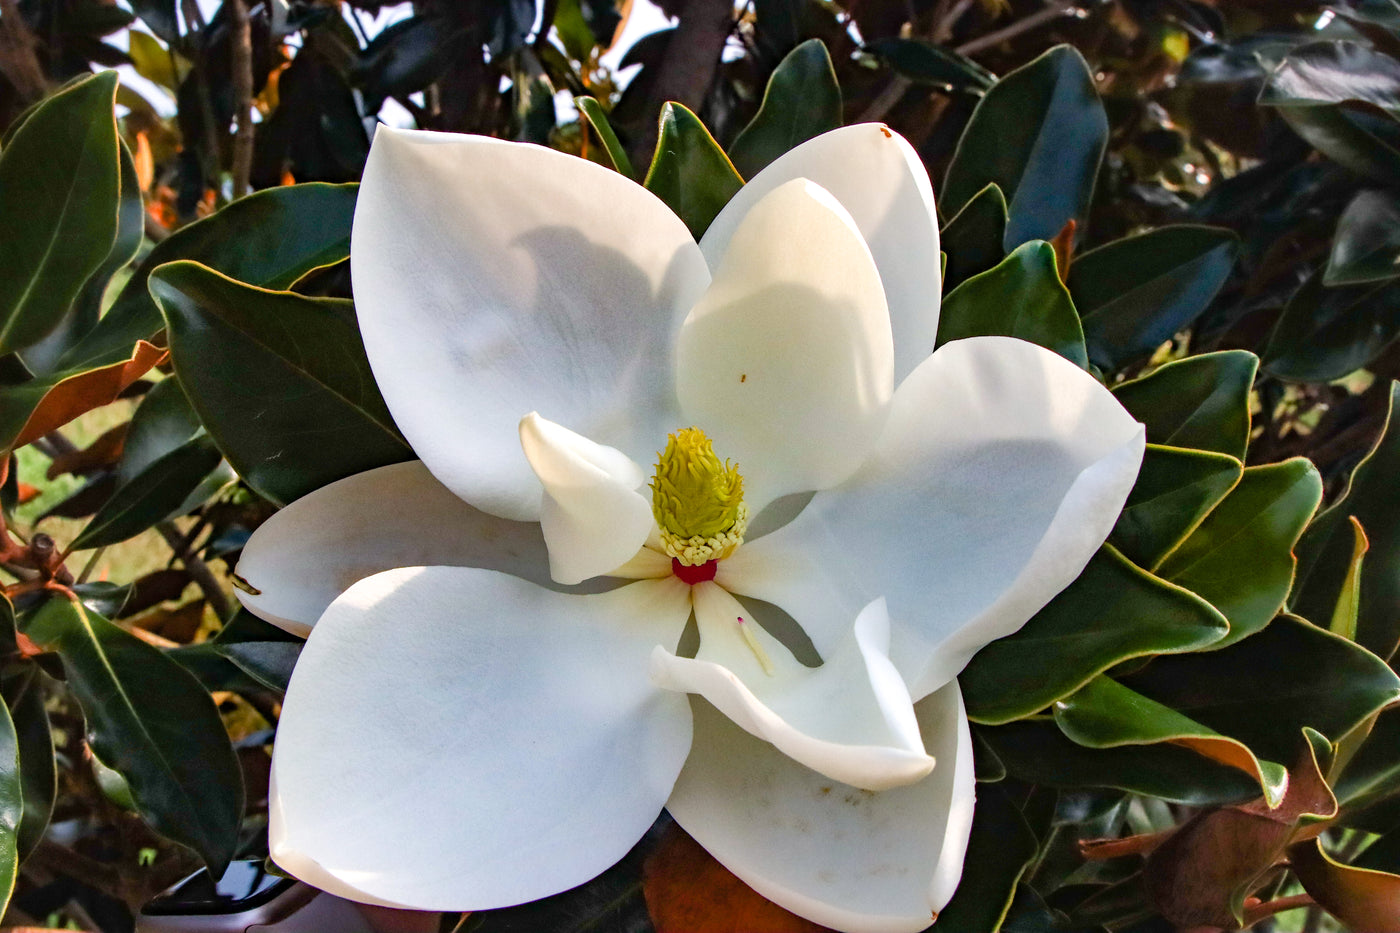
(651, 427, 748, 566)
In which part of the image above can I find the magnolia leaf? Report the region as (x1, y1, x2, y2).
(1330, 516, 1369, 642)
(1291, 837, 1400, 932)
(118, 377, 202, 485)
(939, 182, 1008, 291)
(153, 262, 412, 506)
(0, 340, 166, 452)
(1110, 351, 1257, 459)
(575, 97, 634, 178)
(1327, 189, 1400, 285)
(644, 103, 744, 240)
(21, 595, 243, 873)
(962, 545, 1228, 725)
(865, 38, 996, 93)
(5, 671, 54, 861)
(1053, 676, 1288, 807)
(942, 45, 1107, 249)
(0, 696, 22, 919)
(1260, 40, 1400, 114)
(1295, 382, 1400, 659)
(728, 40, 842, 180)
(1109, 444, 1242, 572)
(1158, 459, 1322, 647)
(1333, 706, 1400, 824)
(1070, 226, 1238, 372)
(73, 435, 225, 550)
(57, 183, 358, 373)
(935, 241, 1089, 367)
(1263, 270, 1400, 383)
(1124, 615, 1400, 763)
(934, 784, 1039, 932)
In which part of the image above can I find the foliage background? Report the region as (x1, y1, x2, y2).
(6, 0, 1400, 931)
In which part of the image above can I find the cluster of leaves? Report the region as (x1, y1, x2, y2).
(5, 1, 1400, 932)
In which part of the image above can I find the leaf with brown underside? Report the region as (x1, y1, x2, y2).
(1290, 837, 1400, 933)
(643, 824, 833, 933)
(8, 341, 165, 451)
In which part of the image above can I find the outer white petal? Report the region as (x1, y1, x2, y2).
(519, 412, 654, 584)
(352, 128, 711, 521)
(650, 584, 932, 792)
(677, 179, 894, 510)
(270, 568, 694, 909)
(720, 336, 1145, 700)
(666, 680, 975, 933)
(234, 461, 553, 636)
(700, 125, 941, 385)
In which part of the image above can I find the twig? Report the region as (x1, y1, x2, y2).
(1246, 894, 1315, 927)
(228, 0, 255, 198)
(156, 521, 232, 621)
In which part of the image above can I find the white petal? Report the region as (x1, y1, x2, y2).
(352, 128, 711, 521)
(701, 125, 941, 385)
(720, 336, 1145, 700)
(270, 568, 694, 909)
(519, 412, 655, 584)
(666, 680, 975, 933)
(650, 583, 932, 792)
(677, 179, 894, 510)
(235, 461, 553, 636)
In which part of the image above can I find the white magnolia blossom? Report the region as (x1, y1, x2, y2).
(235, 124, 1145, 933)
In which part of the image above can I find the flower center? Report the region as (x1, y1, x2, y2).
(651, 427, 749, 567)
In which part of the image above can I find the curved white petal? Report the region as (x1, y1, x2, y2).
(650, 584, 931, 792)
(677, 179, 894, 511)
(666, 680, 975, 933)
(271, 568, 694, 909)
(352, 128, 711, 521)
(701, 125, 941, 385)
(234, 462, 553, 636)
(720, 336, 1145, 699)
(519, 412, 654, 584)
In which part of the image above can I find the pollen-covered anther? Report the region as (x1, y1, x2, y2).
(651, 427, 748, 566)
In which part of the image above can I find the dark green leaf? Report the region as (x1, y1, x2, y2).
(213, 609, 303, 646)
(1124, 615, 1400, 763)
(1260, 40, 1400, 114)
(1358, 831, 1400, 874)
(1296, 382, 1400, 659)
(119, 377, 202, 485)
(942, 45, 1108, 249)
(152, 261, 412, 506)
(166, 643, 270, 695)
(129, 0, 178, 42)
(1054, 676, 1288, 806)
(939, 182, 1007, 291)
(0, 694, 21, 915)
(1273, 102, 1400, 185)
(21, 595, 243, 873)
(1263, 270, 1400, 382)
(1334, 706, 1400, 819)
(1109, 444, 1242, 571)
(728, 40, 842, 179)
(1158, 459, 1322, 648)
(575, 97, 634, 178)
(865, 37, 996, 93)
(58, 183, 358, 373)
(935, 784, 1039, 932)
(935, 241, 1088, 367)
(214, 641, 300, 694)
(0, 73, 121, 357)
(6, 671, 54, 861)
(976, 720, 1262, 807)
(1327, 189, 1400, 286)
(73, 436, 224, 550)
(644, 103, 744, 240)
(1070, 226, 1238, 371)
(962, 545, 1229, 725)
(1110, 351, 1257, 459)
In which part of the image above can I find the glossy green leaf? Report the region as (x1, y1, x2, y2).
(128, 29, 187, 93)
(643, 103, 743, 240)
(976, 720, 1262, 807)
(6, 671, 54, 861)
(1263, 270, 1400, 382)
(865, 37, 996, 93)
(215, 641, 300, 694)
(119, 377, 202, 485)
(21, 595, 243, 873)
(1158, 459, 1322, 647)
(1296, 382, 1400, 658)
(575, 97, 634, 178)
(128, 0, 179, 42)
(73, 436, 224, 550)
(1330, 517, 1368, 642)
(728, 40, 842, 179)
(935, 241, 1088, 367)
(1334, 706, 1400, 819)
(0, 73, 121, 357)
(1054, 676, 1288, 806)
(942, 45, 1108, 249)
(58, 183, 358, 373)
(1069, 226, 1238, 371)
(1263, 86, 1400, 184)
(153, 261, 412, 506)
(939, 182, 1007, 291)
(1109, 444, 1242, 571)
(1358, 832, 1400, 874)
(1327, 189, 1400, 286)
(935, 784, 1039, 932)
(1110, 351, 1257, 459)
(962, 545, 1229, 725)
(1124, 615, 1400, 763)
(1260, 40, 1400, 114)
(0, 695, 21, 917)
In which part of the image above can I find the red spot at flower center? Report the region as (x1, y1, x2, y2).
(672, 558, 718, 585)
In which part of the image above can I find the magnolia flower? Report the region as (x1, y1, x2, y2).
(234, 123, 1144, 933)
